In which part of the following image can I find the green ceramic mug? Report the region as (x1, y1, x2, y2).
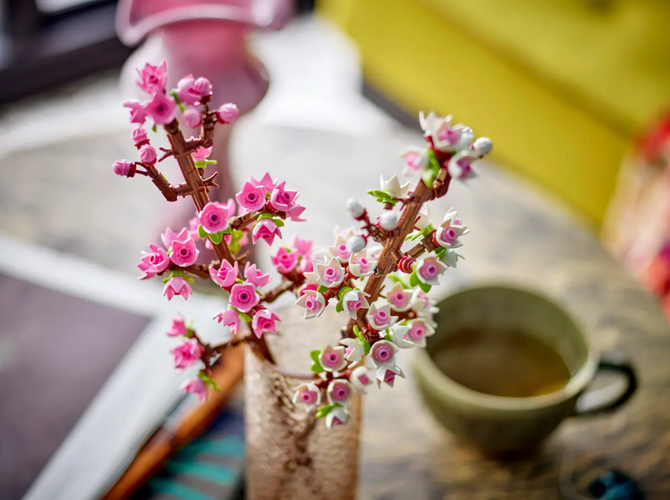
(413, 285, 637, 453)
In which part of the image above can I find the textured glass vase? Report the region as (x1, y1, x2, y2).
(245, 308, 361, 500)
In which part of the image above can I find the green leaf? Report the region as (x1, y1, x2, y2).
(366, 189, 398, 206)
(363, 339, 371, 354)
(337, 286, 353, 302)
(169, 91, 186, 113)
(194, 160, 207, 169)
(257, 212, 274, 221)
(197, 371, 220, 391)
(317, 285, 329, 294)
(434, 246, 446, 257)
(335, 301, 343, 313)
(185, 328, 195, 339)
(208, 231, 224, 245)
(310, 349, 325, 373)
(151, 124, 158, 133)
(230, 241, 241, 253)
(239, 312, 252, 323)
(409, 270, 419, 287)
(407, 224, 435, 241)
(384, 331, 393, 343)
(198, 225, 207, 239)
(273, 218, 285, 228)
(387, 274, 407, 288)
(315, 404, 339, 419)
(418, 281, 432, 294)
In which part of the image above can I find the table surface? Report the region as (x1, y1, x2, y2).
(2, 123, 669, 500)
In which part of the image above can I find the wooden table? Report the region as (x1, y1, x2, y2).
(2, 124, 669, 499)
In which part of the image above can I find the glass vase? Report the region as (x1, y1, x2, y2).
(244, 308, 361, 500)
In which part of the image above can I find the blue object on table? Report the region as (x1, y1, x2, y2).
(587, 469, 645, 500)
(131, 407, 245, 500)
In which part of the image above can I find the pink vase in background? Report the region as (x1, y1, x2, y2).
(116, 0, 292, 216)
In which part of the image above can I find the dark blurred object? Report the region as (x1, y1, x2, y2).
(588, 469, 645, 500)
(603, 113, 670, 320)
(0, 0, 131, 105)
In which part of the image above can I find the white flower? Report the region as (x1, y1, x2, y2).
(350, 366, 373, 393)
(414, 205, 431, 230)
(448, 150, 478, 181)
(419, 111, 474, 153)
(434, 208, 468, 249)
(440, 248, 464, 268)
(292, 382, 322, 411)
(340, 337, 365, 366)
(367, 244, 384, 261)
(349, 249, 377, 278)
(347, 234, 367, 254)
(329, 235, 352, 263)
(401, 146, 429, 175)
(472, 136, 492, 157)
(303, 254, 329, 283)
(389, 324, 414, 349)
(379, 211, 399, 231)
(366, 303, 398, 331)
(326, 379, 354, 406)
(369, 339, 399, 368)
(346, 198, 365, 218)
(410, 288, 431, 313)
(376, 364, 405, 388)
(341, 289, 370, 319)
(405, 318, 436, 347)
(380, 174, 410, 198)
(295, 289, 327, 319)
(415, 256, 448, 287)
(315, 257, 346, 288)
(318, 345, 348, 372)
(325, 405, 350, 428)
(385, 282, 413, 312)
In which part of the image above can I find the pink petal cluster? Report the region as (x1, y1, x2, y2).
(175, 74, 211, 105)
(292, 236, 313, 257)
(251, 308, 281, 338)
(182, 107, 202, 128)
(168, 230, 199, 267)
(136, 61, 167, 95)
(167, 315, 188, 337)
(295, 289, 326, 319)
(192, 146, 212, 162)
(269, 181, 299, 213)
(217, 103, 239, 123)
(138, 244, 169, 279)
(209, 260, 238, 288)
(170, 339, 203, 369)
(229, 282, 259, 313)
(236, 182, 266, 212)
(164, 276, 192, 300)
(244, 262, 271, 287)
(123, 100, 147, 124)
(213, 308, 242, 335)
(252, 219, 282, 246)
(132, 127, 149, 147)
(145, 93, 177, 125)
(271, 247, 299, 274)
(139, 144, 157, 165)
(113, 159, 135, 178)
(198, 202, 230, 234)
(181, 377, 207, 400)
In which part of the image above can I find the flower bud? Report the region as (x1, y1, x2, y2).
(113, 159, 134, 177)
(379, 211, 398, 231)
(346, 199, 365, 218)
(472, 137, 492, 157)
(192, 77, 212, 96)
(131, 126, 149, 147)
(182, 107, 202, 128)
(217, 103, 239, 123)
(139, 144, 157, 165)
(347, 235, 367, 254)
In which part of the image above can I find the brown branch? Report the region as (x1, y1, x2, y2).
(406, 230, 439, 259)
(262, 274, 305, 304)
(345, 169, 451, 338)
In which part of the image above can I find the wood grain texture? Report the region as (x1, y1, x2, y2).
(1, 124, 669, 499)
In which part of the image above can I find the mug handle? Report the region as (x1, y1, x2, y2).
(572, 353, 638, 417)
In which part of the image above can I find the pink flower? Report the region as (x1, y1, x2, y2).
(340, 338, 365, 366)
(329, 235, 351, 263)
(170, 338, 203, 370)
(167, 315, 187, 337)
(366, 303, 397, 331)
(271, 247, 299, 274)
(192, 77, 212, 96)
(235, 182, 265, 212)
(162, 227, 188, 248)
(376, 365, 404, 388)
(415, 256, 447, 286)
(132, 127, 149, 147)
(175, 75, 199, 105)
(401, 147, 428, 173)
(295, 289, 326, 319)
(298, 282, 319, 296)
(314, 257, 345, 288)
(170, 232, 199, 267)
(318, 345, 347, 372)
(269, 182, 299, 212)
(327, 379, 354, 406)
(369, 340, 399, 368)
(198, 202, 229, 234)
(292, 236, 313, 257)
(251, 308, 281, 338)
(209, 260, 238, 288)
(192, 146, 212, 162)
(386, 282, 413, 312)
(252, 219, 282, 246)
(447, 151, 477, 181)
(326, 406, 350, 428)
(139, 144, 157, 164)
(113, 159, 135, 177)
(182, 107, 202, 128)
(123, 100, 147, 124)
(348, 250, 377, 278)
(181, 377, 207, 400)
(292, 382, 321, 411)
(388, 325, 414, 349)
(244, 262, 271, 287)
(164, 276, 192, 300)
(138, 243, 169, 279)
(229, 282, 259, 313)
(249, 172, 276, 192)
(287, 204, 306, 222)
(217, 103, 239, 123)
(350, 366, 373, 393)
(213, 308, 242, 335)
(136, 61, 167, 94)
(145, 93, 176, 125)
(405, 319, 435, 347)
(341, 290, 370, 319)
(300, 257, 314, 274)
